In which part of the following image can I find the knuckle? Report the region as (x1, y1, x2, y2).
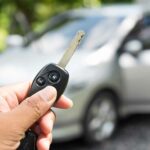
(26, 97, 42, 119)
(25, 91, 50, 121)
(36, 91, 50, 105)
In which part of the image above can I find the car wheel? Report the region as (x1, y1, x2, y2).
(83, 91, 118, 143)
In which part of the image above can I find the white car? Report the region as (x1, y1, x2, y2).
(1, 4, 150, 143)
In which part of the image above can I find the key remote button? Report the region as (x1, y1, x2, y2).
(36, 77, 46, 86)
(48, 71, 60, 83)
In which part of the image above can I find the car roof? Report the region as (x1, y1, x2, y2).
(54, 4, 143, 19)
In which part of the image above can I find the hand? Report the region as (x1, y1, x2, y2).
(0, 82, 73, 150)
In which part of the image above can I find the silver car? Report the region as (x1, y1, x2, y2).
(1, 4, 150, 143)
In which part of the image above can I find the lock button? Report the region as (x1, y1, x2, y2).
(48, 71, 60, 83)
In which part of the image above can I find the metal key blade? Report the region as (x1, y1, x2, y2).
(58, 30, 85, 68)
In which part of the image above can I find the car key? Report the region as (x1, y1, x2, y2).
(17, 30, 85, 150)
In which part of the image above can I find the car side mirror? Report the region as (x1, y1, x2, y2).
(124, 40, 143, 56)
(6, 34, 24, 48)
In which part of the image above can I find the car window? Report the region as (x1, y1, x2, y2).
(29, 15, 124, 53)
(119, 16, 150, 55)
(138, 16, 150, 49)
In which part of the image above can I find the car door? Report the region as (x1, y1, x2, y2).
(119, 15, 150, 102)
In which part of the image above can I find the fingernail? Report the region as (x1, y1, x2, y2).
(68, 99, 74, 108)
(64, 96, 74, 108)
(40, 86, 57, 102)
(48, 119, 54, 131)
(45, 140, 50, 150)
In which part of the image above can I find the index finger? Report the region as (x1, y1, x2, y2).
(54, 95, 73, 109)
(2, 82, 73, 109)
(1, 81, 31, 103)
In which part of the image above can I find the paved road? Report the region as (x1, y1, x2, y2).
(51, 114, 150, 150)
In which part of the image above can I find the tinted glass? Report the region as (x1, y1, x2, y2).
(30, 16, 124, 53)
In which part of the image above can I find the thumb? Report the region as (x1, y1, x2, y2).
(10, 86, 57, 132)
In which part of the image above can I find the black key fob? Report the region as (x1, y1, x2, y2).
(29, 63, 69, 100)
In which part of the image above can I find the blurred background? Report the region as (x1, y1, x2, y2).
(1, 0, 150, 150)
(0, 0, 144, 51)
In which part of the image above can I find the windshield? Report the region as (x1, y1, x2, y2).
(29, 15, 124, 53)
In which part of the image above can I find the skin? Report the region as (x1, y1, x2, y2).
(0, 82, 73, 150)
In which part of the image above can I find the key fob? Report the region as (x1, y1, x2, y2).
(29, 63, 69, 100)
(17, 64, 69, 150)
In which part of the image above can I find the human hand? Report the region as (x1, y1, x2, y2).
(0, 82, 73, 150)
